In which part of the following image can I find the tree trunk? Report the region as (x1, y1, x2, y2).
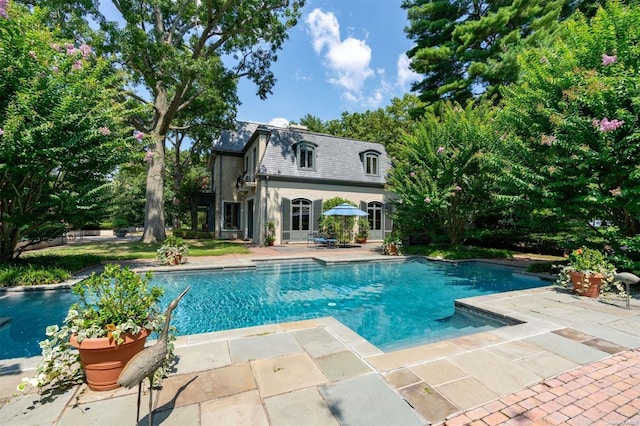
(141, 136, 167, 243)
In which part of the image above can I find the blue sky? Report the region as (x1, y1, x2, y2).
(236, 0, 419, 126)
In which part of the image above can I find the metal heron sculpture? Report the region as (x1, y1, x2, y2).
(118, 286, 191, 425)
(613, 272, 639, 309)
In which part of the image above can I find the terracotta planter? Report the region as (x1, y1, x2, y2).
(569, 271, 603, 298)
(355, 237, 367, 244)
(70, 328, 149, 391)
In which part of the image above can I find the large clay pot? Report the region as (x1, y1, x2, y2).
(569, 271, 604, 298)
(70, 328, 149, 391)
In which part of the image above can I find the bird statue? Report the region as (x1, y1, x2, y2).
(118, 286, 191, 426)
(613, 272, 639, 309)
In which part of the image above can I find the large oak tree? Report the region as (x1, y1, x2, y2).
(26, 0, 305, 242)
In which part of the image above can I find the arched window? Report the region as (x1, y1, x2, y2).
(367, 202, 383, 231)
(291, 198, 311, 231)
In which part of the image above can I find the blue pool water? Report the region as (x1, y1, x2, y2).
(0, 259, 546, 359)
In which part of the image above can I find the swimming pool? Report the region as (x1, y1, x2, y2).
(0, 259, 547, 360)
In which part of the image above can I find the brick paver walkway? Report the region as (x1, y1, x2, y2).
(444, 349, 640, 425)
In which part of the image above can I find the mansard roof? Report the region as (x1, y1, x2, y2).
(214, 121, 391, 186)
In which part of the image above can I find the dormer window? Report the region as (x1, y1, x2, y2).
(363, 151, 380, 176)
(296, 142, 316, 170)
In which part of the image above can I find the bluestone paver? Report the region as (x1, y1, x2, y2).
(524, 332, 610, 364)
(264, 387, 339, 426)
(200, 390, 268, 426)
(229, 332, 302, 362)
(319, 374, 424, 426)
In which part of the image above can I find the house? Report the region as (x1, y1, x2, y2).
(206, 121, 395, 245)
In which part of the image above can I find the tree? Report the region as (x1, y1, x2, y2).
(295, 94, 423, 148)
(386, 101, 506, 244)
(0, 3, 133, 261)
(498, 1, 640, 238)
(402, 0, 567, 106)
(27, 0, 305, 243)
(109, 163, 147, 229)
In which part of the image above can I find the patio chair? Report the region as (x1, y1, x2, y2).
(308, 232, 327, 248)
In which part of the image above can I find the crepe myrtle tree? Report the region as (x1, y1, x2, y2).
(23, 0, 305, 243)
(498, 1, 640, 239)
(0, 3, 135, 262)
(387, 101, 507, 245)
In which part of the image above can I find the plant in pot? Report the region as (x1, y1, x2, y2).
(156, 236, 189, 265)
(556, 247, 616, 298)
(19, 264, 166, 394)
(382, 234, 403, 256)
(355, 217, 370, 244)
(264, 221, 276, 246)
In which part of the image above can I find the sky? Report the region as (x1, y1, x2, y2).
(235, 0, 420, 127)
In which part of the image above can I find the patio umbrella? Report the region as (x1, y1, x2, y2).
(321, 203, 369, 217)
(322, 203, 368, 246)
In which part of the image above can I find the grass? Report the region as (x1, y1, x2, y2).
(0, 239, 251, 287)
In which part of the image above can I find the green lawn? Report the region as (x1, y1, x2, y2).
(0, 239, 251, 287)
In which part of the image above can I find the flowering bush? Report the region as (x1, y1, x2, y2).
(18, 264, 164, 394)
(156, 236, 189, 265)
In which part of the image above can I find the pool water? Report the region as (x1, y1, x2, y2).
(0, 259, 546, 359)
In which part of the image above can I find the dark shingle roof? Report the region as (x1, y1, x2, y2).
(213, 121, 261, 153)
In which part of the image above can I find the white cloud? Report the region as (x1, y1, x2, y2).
(397, 53, 420, 89)
(268, 117, 290, 128)
(305, 8, 374, 95)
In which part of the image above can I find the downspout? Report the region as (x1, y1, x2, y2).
(218, 156, 223, 239)
(264, 175, 269, 244)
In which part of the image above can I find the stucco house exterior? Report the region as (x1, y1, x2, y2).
(207, 121, 395, 245)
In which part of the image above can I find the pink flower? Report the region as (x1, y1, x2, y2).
(594, 118, 624, 132)
(79, 43, 92, 58)
(0, 0, 8, 19)
(52, 65, 59, 73)
(65, 43, 78, 55)
(28, 51, 37, 59)
(134, 130, 145, 141)
(620, 245, 628, 251)
(437, 146, 445, 153)
(541, 134, 556, 146)
(454, 185, 462, 191)
(424, 197, 431, 203)
(99, 127, 111, 136)
(50, 43, 61, 52)
(602, 54, 617, 66)
(72, 60, 83, 70)
(144, 150, 154, 162)
(609, 187, 622, 196)
(410, 172, 416, 178)
(0, 128, 4, 136)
